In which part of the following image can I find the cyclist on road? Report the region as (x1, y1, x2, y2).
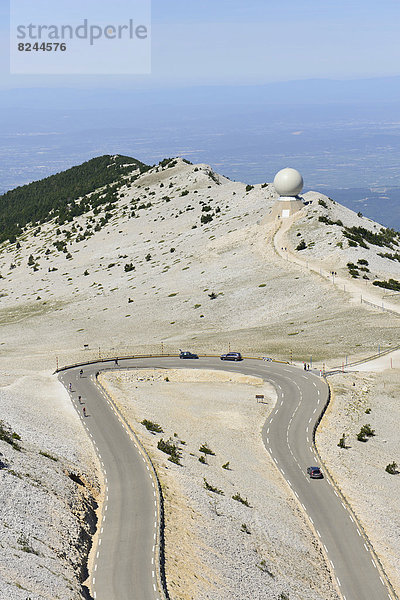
(79, 369, 83, 377)
(68, 382, 72, 391)
(83, 407, 86, 417)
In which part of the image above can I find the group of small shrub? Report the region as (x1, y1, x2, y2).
(257, 559, 274, 577)
(200, 213, 213, 225)
(372, 279, 400, 292)
(232, 492, 251, 507)
(357, 423, 375, 442)
(157, 438, 181, 464)
(141, 419, 163, 433)
(347, 259, 370, 279)
(377, 251, 400, 262)
(296, 240, 307, 251)
(343, 225, 400, 250)
(0, 420, 21, 450)
(199, 443, 215, 456)
(18, 534, 39, 555)
(385, 462, 398, 475)
(159, 158, 177, 169)
(318, 215, 343, 227)
(203, 478, 224, 495)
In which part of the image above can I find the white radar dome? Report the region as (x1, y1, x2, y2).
(273, 168, 304, 197)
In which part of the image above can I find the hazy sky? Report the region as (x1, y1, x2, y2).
(1, 0, 400, 88)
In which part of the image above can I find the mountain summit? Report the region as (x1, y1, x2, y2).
(0, 155, 399, 364)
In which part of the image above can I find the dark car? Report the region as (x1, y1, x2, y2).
(220, 352, 243, 361)
(307, 466, 324, 479)
(179, 351, 199, 359)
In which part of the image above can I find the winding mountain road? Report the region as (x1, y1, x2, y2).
(59, 356, 393, 600)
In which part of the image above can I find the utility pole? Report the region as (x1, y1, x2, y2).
(161, 342, 164, 355)
(56, 356, 59, 371)
(290, 349, 293, 364)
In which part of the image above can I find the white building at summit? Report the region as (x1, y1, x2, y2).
(271, 167, 305, 219)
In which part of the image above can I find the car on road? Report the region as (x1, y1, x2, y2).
(179, 351, 199, 359)
(220, 352, 243, 361)
(307, 466, 324, 479)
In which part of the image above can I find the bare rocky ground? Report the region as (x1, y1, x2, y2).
(317, 369, 400, 594)
(100, 368, 340, 600)
(0, 375, 100, 599)
(0, 157, 400, 597)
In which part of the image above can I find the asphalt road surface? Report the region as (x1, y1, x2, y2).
(59, 356, 393, 600)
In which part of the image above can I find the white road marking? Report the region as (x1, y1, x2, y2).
(337, 577, 341, 587)
(364, 543, 368, 551)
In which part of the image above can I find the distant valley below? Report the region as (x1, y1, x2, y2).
(1, 93, 400, 229)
